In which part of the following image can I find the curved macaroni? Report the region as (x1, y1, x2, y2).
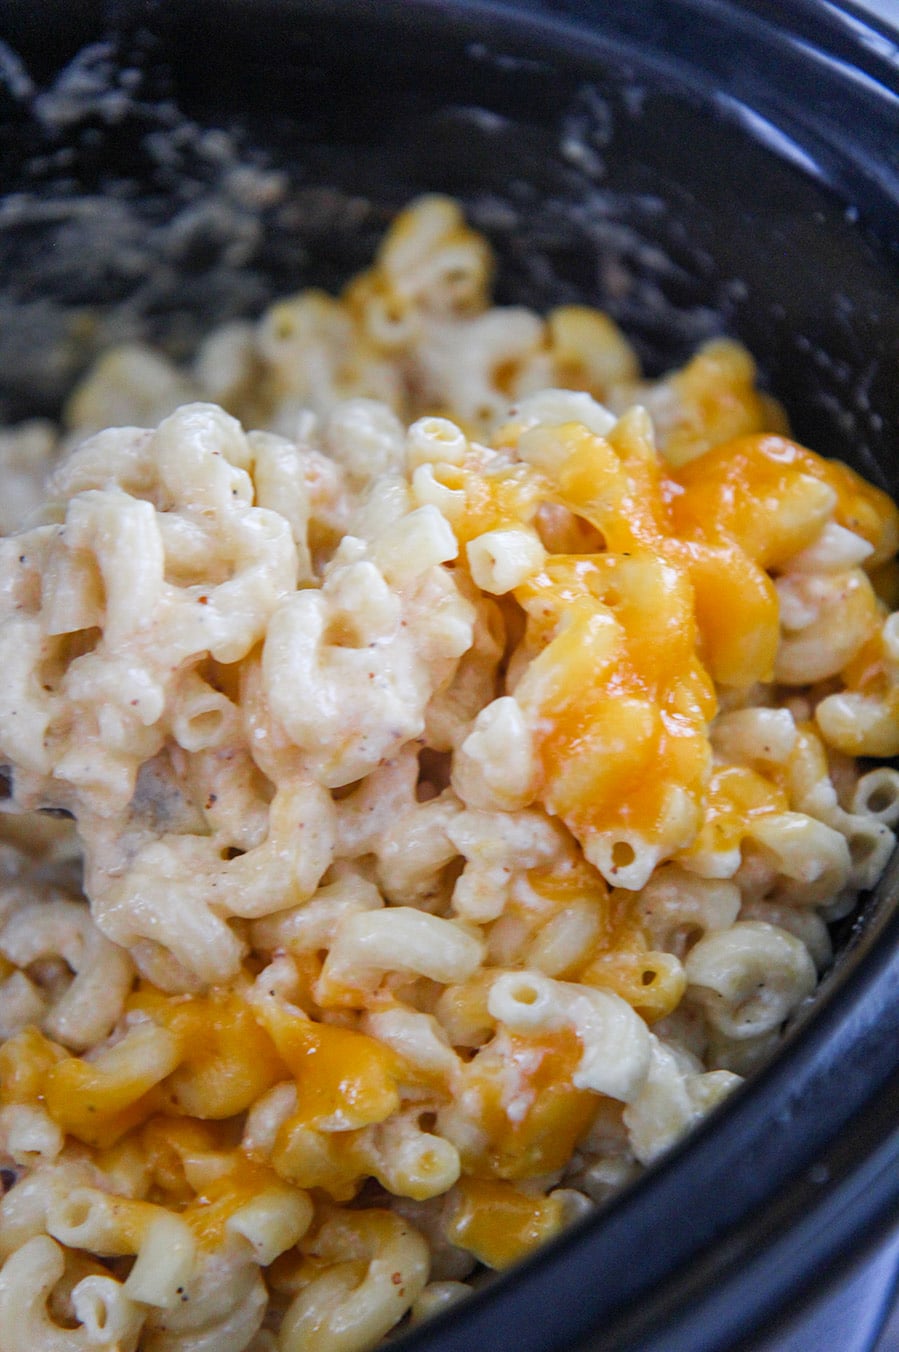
(0, 195, 895, 1350)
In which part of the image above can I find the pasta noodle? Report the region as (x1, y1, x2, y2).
(0, 195, 896, 1350)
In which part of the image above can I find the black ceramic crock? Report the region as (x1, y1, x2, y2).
(0, 2, 897, 1349)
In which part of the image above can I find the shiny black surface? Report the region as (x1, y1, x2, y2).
(2, 0, 899, 489)
(0, 3, 897, 1349)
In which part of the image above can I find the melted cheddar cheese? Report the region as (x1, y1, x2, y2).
(444, 1177, 566, 1270)
(442, 1028, 598, 1182)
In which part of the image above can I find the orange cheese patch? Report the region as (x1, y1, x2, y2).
(27, 983, 412, 1161)
(459, 420, 889, 874)
(0, 1025, 65, 1104)
(444, 1177, 566, 1269)
(515, 551, 713, 850)
(683, 764, 789, 865)
(180, 1153, 298, 1250)
(672, 433, 899, 568)
(40, 1022, 179, 1148)
(129, 986, 287, 1119)
(253, 999, 407, 1131)
(449, 1028, 598, 1181)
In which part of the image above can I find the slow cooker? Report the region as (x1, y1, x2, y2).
(0, 2, 897, 1349)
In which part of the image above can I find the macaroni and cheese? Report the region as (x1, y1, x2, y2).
(0, 196, 897, 1351)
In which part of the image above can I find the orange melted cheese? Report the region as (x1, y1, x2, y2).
(451, 1028, 598, 1182)
(253, 999, 408, 1132)
(683, 765, 789, 864)
(672, 433, 899, 568)
(454, 420, 899, 872)
(19, 981, 415, 1170)
(0, 1025, 65, 1104)
(497, 417, 748, 858)
(139, 1116, 233, 1203)
(839, 626, 899, 750)
(545, 305, 640, 398)
(429, 458, 543, 545)
(250, 999, 417, 1199)
(842, 629, 889, 696)
(583, 945, 686, 1024)
(180, 1154, 296, 1250)
(30, 988, 288, 1147)
(578, 889, 687, 1022)
(268, 1116, 370, 1200)
(4, 418, 888, 1196)
(516, 551, 714, 848)
(444, 1177, 566, 1270)
(643, 339, 788, 467)
(128, 986, 287, 1119)
(41, 1024, 178, 1150)
(95, 1116, 311, 1252)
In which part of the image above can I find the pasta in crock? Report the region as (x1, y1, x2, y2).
(0, 196, 897, 1351)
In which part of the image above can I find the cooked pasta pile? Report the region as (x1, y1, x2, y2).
(0, 196, 897, 1351)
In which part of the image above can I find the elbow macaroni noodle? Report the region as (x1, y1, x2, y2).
(0, 195, 897, 1348)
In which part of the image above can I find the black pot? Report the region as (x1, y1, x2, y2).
(1, 3, 897, 1349)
